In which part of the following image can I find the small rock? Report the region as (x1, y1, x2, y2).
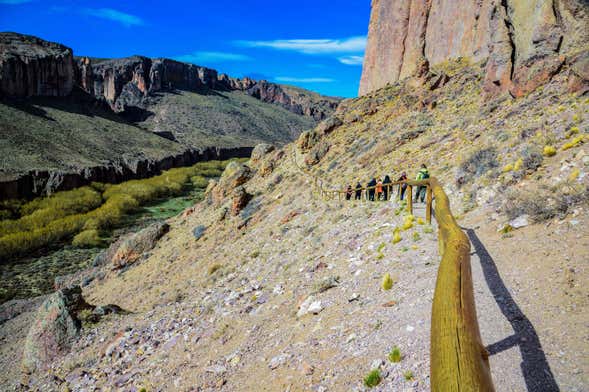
(301, 361, 315, 375)
(370, 359, 384, 369)
(348, 293, 360, 302)
(269, 354, 287, 370)
(308, 301, 323, 314)
(406, 325, 415, 332)
(509, 215, 529, 229)
(193, 225, 206, 240)
(205, 365, 227, 374)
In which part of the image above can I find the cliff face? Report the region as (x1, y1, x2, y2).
(78, 56, 338, 120)
(0, 32, 339, 120)
(0, 32, 74, 97)
(359, 0, 589, 96)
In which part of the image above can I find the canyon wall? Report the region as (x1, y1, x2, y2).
(359, 0, 589, 96)
(0, 32, 338, 120)
(0, 32, 74, 97)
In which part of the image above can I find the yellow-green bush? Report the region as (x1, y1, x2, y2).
(191, 175, 209, 188)
(0, 187, 102, 237)
(562, 134, 587, 150)
(72, 229, 103, 248)
(543, 145, 557, 157)
(382, 273, 393, 290)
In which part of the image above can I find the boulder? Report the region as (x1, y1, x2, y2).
(304, 141, 330, 166)
(111, 222, 170, 269)
(210, 162, 253, 205)
(315, 116, 343, 135)
(250, 143, 276, 164)
(231, 186, 252, 216)
(22, 286, 91, 374)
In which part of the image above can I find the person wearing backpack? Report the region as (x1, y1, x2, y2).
(382, 175, 392, 201)
(414, 164, 430, 203)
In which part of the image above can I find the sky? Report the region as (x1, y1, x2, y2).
(0, 0, 371, 97)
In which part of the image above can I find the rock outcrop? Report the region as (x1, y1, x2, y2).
(22, 286, 90, 374)
(359, 0, 589, 96)
(111, 222, 170, 269)
(0, 32, 74, 97)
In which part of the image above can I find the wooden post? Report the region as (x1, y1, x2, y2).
(407, 186, 413, 215)
(426, 185, 433, 224)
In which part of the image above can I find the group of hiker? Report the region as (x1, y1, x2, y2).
(344, 164, 430, 203)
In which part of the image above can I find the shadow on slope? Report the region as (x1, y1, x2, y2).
(466, 228, 559, 392)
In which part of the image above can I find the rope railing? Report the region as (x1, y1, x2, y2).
(291, 148, 495, 391)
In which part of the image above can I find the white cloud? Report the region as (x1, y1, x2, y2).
(0, 0, 33, 4)
(338, 55, 364, 65)
(236, 36, 366, 54)
(174, 51, 252, 64)
(275, 77, 334, 83)
(82, 8, 144, 27)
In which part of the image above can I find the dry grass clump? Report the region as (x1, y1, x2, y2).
(502, 181, 588, 221)
(461, 147, 498, 175)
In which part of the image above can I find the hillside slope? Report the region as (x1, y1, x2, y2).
(1, 57, 587, 391)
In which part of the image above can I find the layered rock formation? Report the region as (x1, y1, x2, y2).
(359, 0, 589, 96)
(0, 32, 339, 119)
(78, 56, 338, 120)
(0, 32, 74, 97)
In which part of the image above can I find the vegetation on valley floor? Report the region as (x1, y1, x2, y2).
(0, 159, 243, 260)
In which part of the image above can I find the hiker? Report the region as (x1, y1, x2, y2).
(397, 172, 408, 200)
(414, 164, 430, 203)
(354, 181, 363, 200)
(376, 178, 383, 200)
(382, 175, 392, 201)
(345, 185, 353, 200)
(367, 177, 377, 201)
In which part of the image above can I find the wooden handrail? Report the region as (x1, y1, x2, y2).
(297, 151, 495, 390)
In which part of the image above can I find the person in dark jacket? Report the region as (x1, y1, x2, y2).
(367, 177, 377, 201)
(382, 175, 392, 201)
(345, 185, 353, 200)
(397, 172, 408, 200)
(414, 164, 430, 203)
(354, 181, 363, 200)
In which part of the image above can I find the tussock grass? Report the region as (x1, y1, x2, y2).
(363, 369, 382, 388)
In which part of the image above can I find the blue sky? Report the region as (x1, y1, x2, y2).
(0, 1, 371, 97)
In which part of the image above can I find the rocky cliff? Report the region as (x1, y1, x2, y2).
(359, 0, 589, 96)
(0, 32, 74, 97)
(78, 56, 338, 120)
(0, 32, 339, 120)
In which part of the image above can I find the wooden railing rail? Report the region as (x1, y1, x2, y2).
(292, 150, 494, 391)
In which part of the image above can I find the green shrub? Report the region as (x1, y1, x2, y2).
(388, 347, 402, 363)
(363, 369, 382, 388)
(403, 370, 414, 381)
(72, 229, 103, 248)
